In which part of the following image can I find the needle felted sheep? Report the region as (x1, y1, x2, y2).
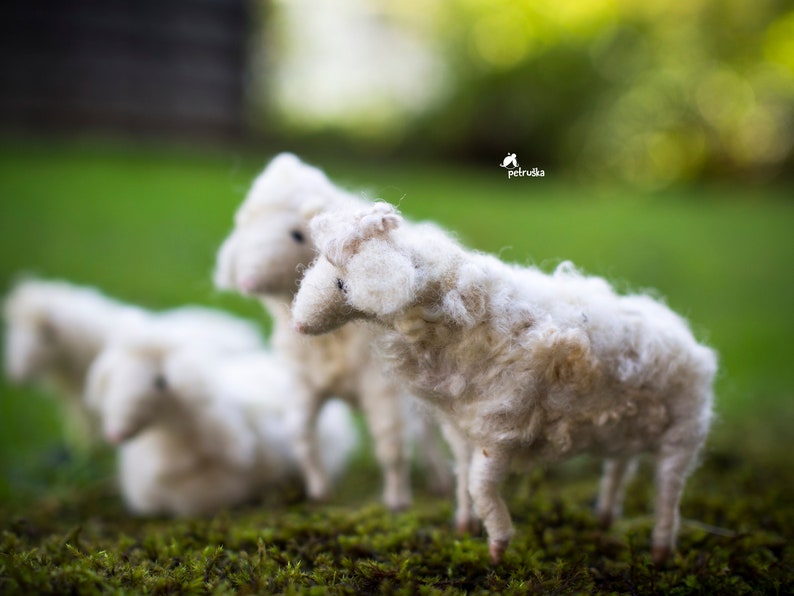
(86, 340, 358, 517)
(3, 278, 264, 451)
(291, 202, 717, 565)
(214, 153, 453, 509)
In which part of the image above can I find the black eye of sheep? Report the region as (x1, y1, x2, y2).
(39, 322, 57, 343)
(154, 375, 168, 391)
(290, 230, 305, 243)
(336, 278, 347, 293)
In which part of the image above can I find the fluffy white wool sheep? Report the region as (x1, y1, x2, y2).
(2, 278, 264, 450)
(86, 340, 357, 517)
(3, 279, 149, 450)
(292, 201, 717, 565)
(214, 153, 453, 509)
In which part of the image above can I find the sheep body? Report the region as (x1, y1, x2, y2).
(3, 279, 148, 392)
(292, 202, 717, 564)
(3, 278, 264, 450)
(88, 342, 357, 517)
(214, 154, 453, 508)
(4, 279, 150, 450)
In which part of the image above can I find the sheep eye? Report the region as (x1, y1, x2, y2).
(39, 322, 57, 343)
(290, 230, 305, 243)
(153, 375, 168, 391)
(336, 278, 347, 293)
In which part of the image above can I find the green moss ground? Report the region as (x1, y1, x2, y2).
(0, 139, 792, 593)
(2, 445, 791, 594)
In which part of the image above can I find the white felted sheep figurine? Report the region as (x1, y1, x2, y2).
(3, 278, 264, 451)
(214, 153, 453, 509)
(291, 201, 717, 565)
(86, 339, 358, 517)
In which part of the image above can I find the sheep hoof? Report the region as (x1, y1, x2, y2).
(488, 539, 509, 564)
(651, 544, 672, 566)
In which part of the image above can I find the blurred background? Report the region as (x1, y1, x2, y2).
(3, 0, 793, 184)
(0, 0, 792, 506)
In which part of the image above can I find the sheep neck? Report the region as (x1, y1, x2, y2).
(48, 315, 111, 395)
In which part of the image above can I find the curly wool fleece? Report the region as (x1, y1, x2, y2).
(292, 201, 717, 565)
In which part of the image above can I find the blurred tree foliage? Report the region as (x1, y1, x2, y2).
(411, 0, 794, 185)
(264, 0, 794, 186)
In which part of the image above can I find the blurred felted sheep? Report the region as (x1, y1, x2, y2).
(214, 153, 453, 509)
(86, 337, 358, 517)
(291, 201, 717, 565)
(3, 278, 263, 451)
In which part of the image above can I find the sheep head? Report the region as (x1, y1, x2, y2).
(86, 346, 171, 445)
(2, 280, 78, 384)
(214, 208, 317, 297)
(235, 153, 331, 228)
(214, 153, 341, 298)
(292, 202, 418, 334)
(2, 310, 58, 384)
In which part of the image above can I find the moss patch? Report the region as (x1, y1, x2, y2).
(1, 433, 791, 595)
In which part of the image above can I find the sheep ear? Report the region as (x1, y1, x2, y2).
(345, 240, 417, 316)
(310, 211, 365, 266)
(356, 202, 402, 240)
(311, 202, 403, 266)
(309, 211, 345, 262)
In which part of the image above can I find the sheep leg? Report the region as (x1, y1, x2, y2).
(468, 446, 513, 564)
(596, 456, 638, 529)
(293, 395, 331, 502)
(359, 389, 411, 511)
(651, 443, 699, 565)
(414, 416, 455, 496)
(439, 420, 477, 534)
(63, 394, 100, 455)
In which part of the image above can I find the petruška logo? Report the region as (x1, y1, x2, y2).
(499, 153, 545, 179)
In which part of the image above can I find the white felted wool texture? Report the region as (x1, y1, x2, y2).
(293, 201, 717, 564)
(3, 279, 149, 395)
(3, 278, 264, 451)
(86, 341, 358, 517)
(3, 279, 152, 451)
(345, 239, 417, 317)
(214, 154, 454, 509)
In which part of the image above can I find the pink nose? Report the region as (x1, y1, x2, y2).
(237, 276, 261, 295)
(104, 430, 124, 445)
(293, 321, 308, 334)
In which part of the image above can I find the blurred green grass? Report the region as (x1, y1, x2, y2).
(0, 139, 792, 507)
